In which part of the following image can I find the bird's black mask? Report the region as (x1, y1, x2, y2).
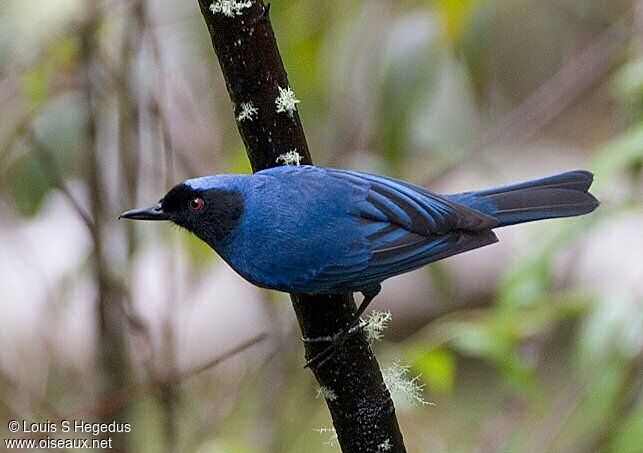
(121, 183, 245, 247)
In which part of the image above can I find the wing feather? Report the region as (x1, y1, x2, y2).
(307, 168, 499, 292)
(328, 169, 497, 232)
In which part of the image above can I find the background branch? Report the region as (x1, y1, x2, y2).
(80, 7, 134, 451)
(195, 1, 405, 451)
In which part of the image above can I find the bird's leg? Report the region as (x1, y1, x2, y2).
(304, 285, 381, 369)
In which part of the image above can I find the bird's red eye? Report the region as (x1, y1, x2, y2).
(188, 197, 204, 212)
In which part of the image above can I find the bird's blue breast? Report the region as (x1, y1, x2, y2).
(212, 166, 372, 293)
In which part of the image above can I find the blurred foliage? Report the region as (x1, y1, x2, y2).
(435, 0, 483, 45)
(0, 0, 641, 452)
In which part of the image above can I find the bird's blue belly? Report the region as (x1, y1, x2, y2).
(216, 222, 364, 294)
(214, 190, 371, 293)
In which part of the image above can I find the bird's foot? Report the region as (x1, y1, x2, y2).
(301, 320, 366, 343)
(303, 286, 380, 370)
(303, 320, 367, 369)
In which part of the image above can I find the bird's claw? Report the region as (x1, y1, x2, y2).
(303, 320, 367, 369)
(301, 320, 366, 343)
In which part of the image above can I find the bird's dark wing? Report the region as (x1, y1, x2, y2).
(311, 169, 499, 292)
(328, 169, 497, 233)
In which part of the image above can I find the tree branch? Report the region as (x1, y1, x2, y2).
(79, 8, 133, 451)
(195, 1, 406, 451)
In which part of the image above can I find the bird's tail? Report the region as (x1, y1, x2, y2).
(448, 171, 600, 228)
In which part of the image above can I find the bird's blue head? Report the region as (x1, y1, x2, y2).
(121, 176, 245, 247)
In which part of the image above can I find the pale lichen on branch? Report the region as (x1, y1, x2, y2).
(275, 149, 302, 166)
(364, 310, 392, 344)
(236, 102, 258, 122)
(315, 384, 338, 401)
(383, 362, 431, 407)
(275, 85, 300, 116)
(209, 0, 253, 17)
(314, 427, 339, 447)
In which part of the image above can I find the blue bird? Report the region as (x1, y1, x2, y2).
(121, 165, 598, 365)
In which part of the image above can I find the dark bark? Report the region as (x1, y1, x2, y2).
(195, 1, 406, 451)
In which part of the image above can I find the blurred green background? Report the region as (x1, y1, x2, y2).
(0, 0, 641, 452)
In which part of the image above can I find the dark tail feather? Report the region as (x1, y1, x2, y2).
(448, 171, 600, 228)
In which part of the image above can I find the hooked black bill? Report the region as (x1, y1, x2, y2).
(119, 203, 167, 221)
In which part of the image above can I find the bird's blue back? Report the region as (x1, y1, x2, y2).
(182, 165, 597, 294)
(189, 166, 501, 294)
